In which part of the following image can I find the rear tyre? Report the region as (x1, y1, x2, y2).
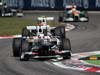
(80, 11, 89, 22)
(59, 16, 63, 22)
(20, 40, 30, 61)
(12, 38, 21, 57)
(22, 27, 30, 37)
(59, 12, 64, 22)
(85, 11, 89, 22)
(54, 26, 66, 38)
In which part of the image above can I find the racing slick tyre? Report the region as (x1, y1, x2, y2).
(54, 26, 66, 38)
(22, 27, 30, 37)
(59, 16, 63, 22)
(59, 12, 64, 22)
(12, 38, 21, 57)
(61, 38, 71, 59)
(20, 40, 30, 61)
(80, 11, 89, 22)
(84, 12, 89, 22)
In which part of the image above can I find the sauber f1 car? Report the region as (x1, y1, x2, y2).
(59, 5, 89, 22)
(12, 16, 72, 61)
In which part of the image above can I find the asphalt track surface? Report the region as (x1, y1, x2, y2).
(0, 11, 100, 75)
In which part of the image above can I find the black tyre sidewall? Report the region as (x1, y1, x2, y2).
(61, 38, 71, 50)
(61, 38, 71, 59)
(22, 27, 30, 37)
(12, 38, 21, 57)
(54, 26, 66, 38)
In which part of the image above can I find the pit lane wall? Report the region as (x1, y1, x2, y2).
(1, 0, 100, 10)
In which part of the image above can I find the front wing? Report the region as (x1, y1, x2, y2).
(20, 50, 71, 59)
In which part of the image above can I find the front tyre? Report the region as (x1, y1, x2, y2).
(12, 38, 21, 57)
(61, 38, 71, 59)
(59, 16, 63, 22)
(63, 52, 71, 59)
(20, 54, 29, 61)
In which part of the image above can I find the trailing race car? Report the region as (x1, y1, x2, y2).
(0, 2, 23, 17)
(12, 16, 72, 61)
(59, 5, 89, 22)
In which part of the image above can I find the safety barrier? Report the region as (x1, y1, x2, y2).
(1, 0, 100, 10)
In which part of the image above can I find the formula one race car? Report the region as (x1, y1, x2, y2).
(12, 17, 72, 61)
(0, 2, 23, 17)
(59, 5, 89, 22)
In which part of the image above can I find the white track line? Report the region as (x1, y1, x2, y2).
(0, 35, 21, 39)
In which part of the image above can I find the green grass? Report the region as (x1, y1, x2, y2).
(0, 17, 62, 35)
(0, 18, 35, 35)
(85, 54, 100, 65)
(86, 60, 100, 65)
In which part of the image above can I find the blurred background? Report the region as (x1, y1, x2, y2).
(0, 0, 100, 10)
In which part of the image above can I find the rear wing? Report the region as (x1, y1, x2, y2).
(65, 5, 76, 9)
(0, 2, 3, 5)
(38, 17, 54, 21)
(26, 25, 49, 30)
